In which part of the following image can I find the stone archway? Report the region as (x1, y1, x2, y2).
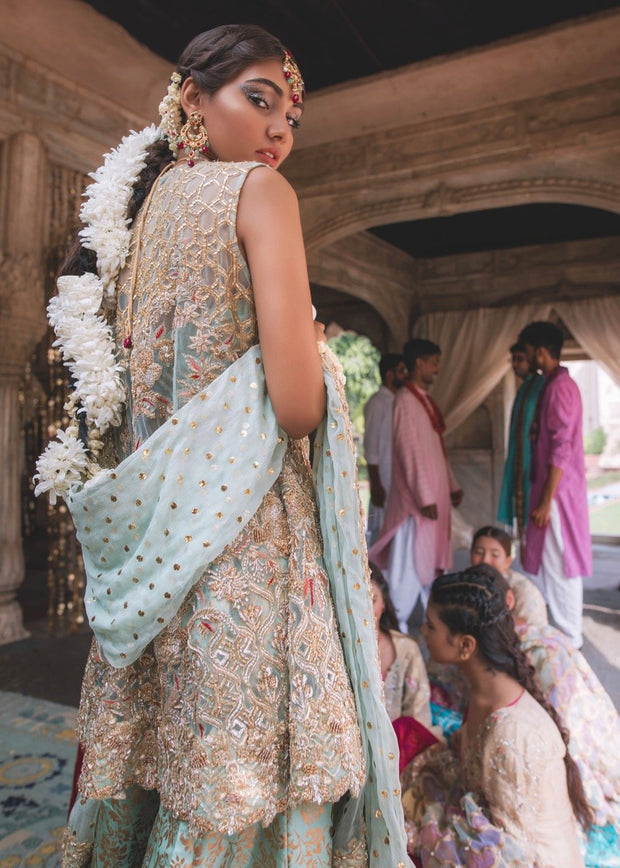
(283, 13, 620, 346)
(302, 177, 620, 253)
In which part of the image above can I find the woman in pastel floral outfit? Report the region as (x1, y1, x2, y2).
(402, 565, 591, 868)
(49, 24, 410, 868)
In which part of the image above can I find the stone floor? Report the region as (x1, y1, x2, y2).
(578, 545, 620, 705)
(0, 545, 618, 710)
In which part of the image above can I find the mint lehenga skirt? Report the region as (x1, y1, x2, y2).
(86, 788, 333, 868)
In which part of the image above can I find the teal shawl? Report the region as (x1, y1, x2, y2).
(497, 373, 545, 531)
(68, 344, 411, 867)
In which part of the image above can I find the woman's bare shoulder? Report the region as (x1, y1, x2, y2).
(241, 165, 298, 203)
(237, 167, 299, 240)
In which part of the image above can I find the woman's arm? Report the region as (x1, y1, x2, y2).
(237, 167, 325, 439)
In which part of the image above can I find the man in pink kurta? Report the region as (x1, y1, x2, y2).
(520, 321, 591, 649)
(369, 339, 462, 632)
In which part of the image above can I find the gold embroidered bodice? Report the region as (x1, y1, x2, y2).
(116, 160, 261, 451)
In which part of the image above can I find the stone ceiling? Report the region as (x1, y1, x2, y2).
(83, 1, 620, 259)
(84, 0, 618, 91)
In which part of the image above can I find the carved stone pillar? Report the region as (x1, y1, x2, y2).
(0, 378, 30, 642)
(0, 133, 48, 644)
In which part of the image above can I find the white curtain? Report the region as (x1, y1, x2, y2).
(413, 303, 552, 432)
(555, 296, 620, 388)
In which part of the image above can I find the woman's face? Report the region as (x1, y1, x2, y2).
(370, 580, 385, 626)
(191, 59, 303, 169)
(470, 535, 512, 576)
(421, 603, 460, 664)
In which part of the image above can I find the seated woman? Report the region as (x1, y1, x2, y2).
(472, 529, 620, 860)
(506, 587, 620, 864)
(370, 564, 440, 769)
(426, 524, 548, 716)
(402, 565, 590, 868)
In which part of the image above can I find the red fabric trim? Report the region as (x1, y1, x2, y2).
(392, 715, 439, 774)
(404, 381, 447, 457)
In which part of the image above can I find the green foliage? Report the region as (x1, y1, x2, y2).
(328, 332, 381, 436)
(584, 427, 607, 455)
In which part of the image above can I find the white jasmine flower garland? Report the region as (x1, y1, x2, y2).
(35, 124, 164, 504)
(33, 428, 90, 506)
(79, 124, 162, 299)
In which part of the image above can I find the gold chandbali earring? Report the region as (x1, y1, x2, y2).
(158, 72, 210, 164)
(177, 111, 210, 166)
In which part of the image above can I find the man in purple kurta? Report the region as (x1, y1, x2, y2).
(520, 321, 592, 648)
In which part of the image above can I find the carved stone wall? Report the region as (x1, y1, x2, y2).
(286, 74, 620, 250)
(0, 0, 168, 640)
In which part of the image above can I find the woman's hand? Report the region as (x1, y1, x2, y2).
(314, 320, 327, 343)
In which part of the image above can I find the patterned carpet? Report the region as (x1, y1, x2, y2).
(0, 691, 77, 867)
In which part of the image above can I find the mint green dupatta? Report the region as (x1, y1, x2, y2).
(67, 344, 410, 867)
(314, 346, 410, 867)
(69, 346, 287, 668)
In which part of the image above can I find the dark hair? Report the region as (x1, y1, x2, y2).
(471, 525, 512, 559)
(369, 562, 399, 633)
(379, 353, 404, 382)
(518, 321, 564, 360)
(176, 25, 291, 100)
(403, 338, 441, 371)
(510, 341, 526, 355)
(430, 565, 593, 830)
(61, 24, 296, 278)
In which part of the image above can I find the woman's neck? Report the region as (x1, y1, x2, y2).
(461, 658, 522, 715)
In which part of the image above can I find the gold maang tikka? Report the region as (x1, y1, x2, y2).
(282, 51, 304, 103)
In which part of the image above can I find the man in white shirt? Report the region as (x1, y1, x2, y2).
(363, 353, 407, 547)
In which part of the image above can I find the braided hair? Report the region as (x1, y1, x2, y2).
(61, 24, 295, 278)
(430, 564, 593, 830)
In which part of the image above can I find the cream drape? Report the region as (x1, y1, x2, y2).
(555, 296, 620, 388)
(413, 303, 552, 432)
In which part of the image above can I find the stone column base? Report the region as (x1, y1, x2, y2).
(0, 599, 31, 646)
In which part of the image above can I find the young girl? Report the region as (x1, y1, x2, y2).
(402, 565, 590, 867)
(470, 525, 548, 627)
(48, 24, 409, 868)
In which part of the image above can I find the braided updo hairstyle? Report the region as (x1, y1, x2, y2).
(430, 564, 593, 830)
(62, 24, 296, 278)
